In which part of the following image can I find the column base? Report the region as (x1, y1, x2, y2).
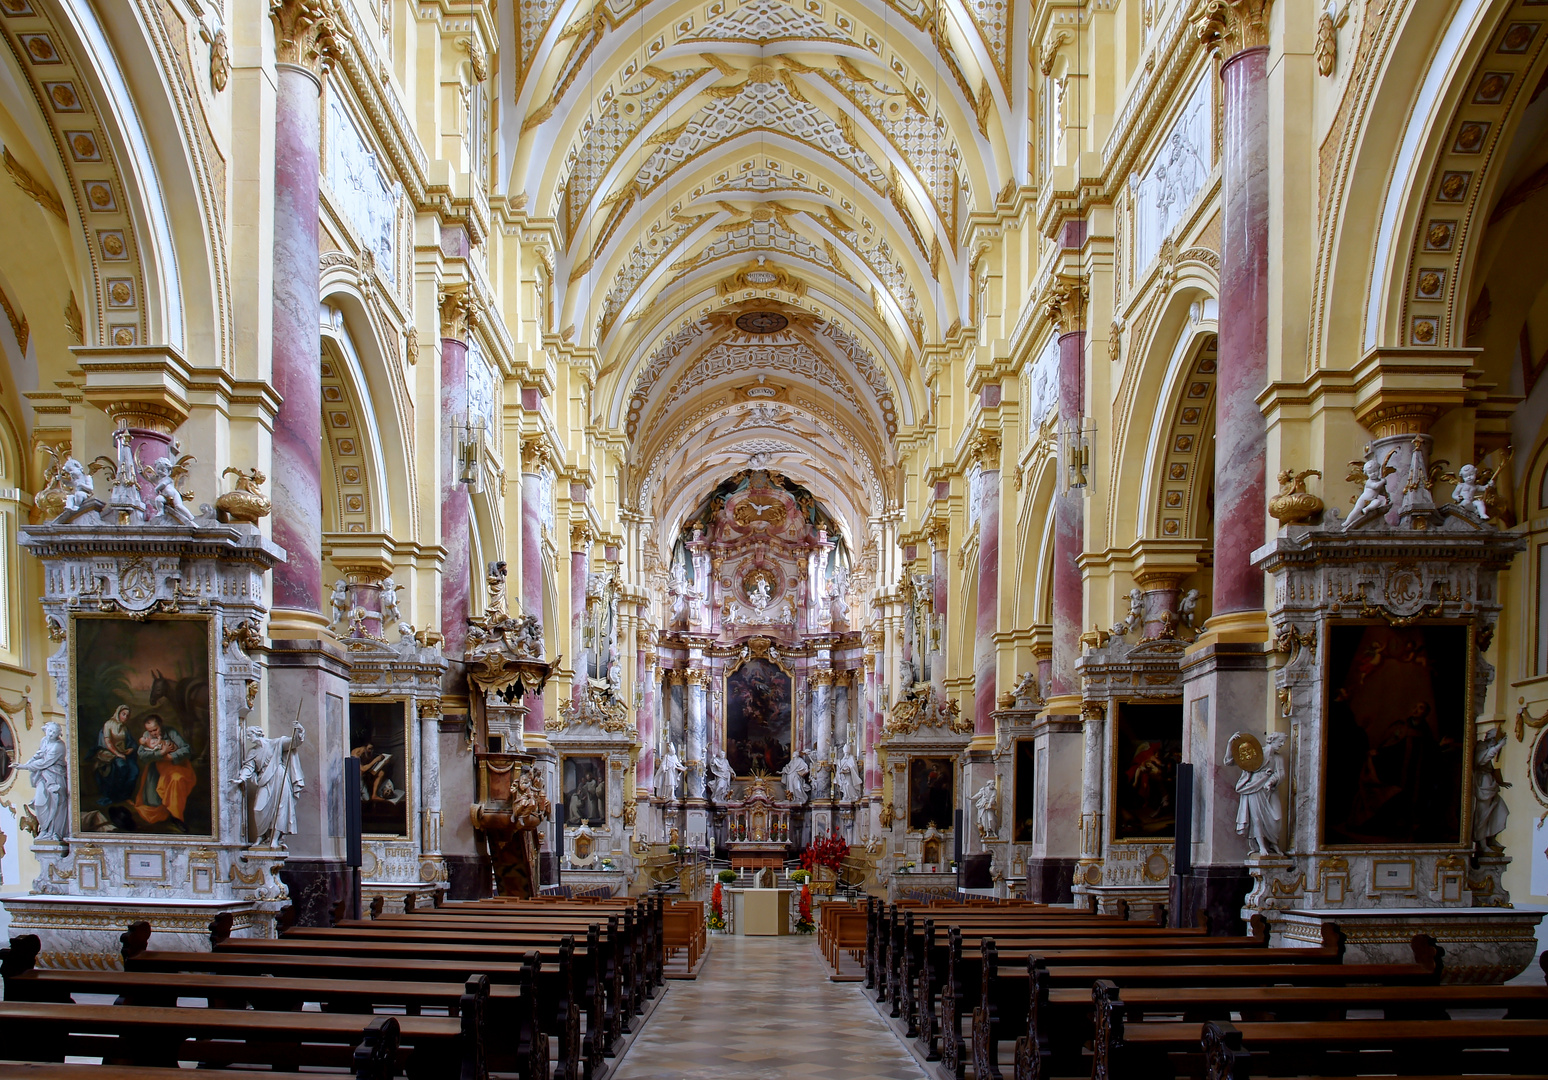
(1186, 609, 1271, 652)
(1169, 866, 1253, 935)
(1038, 693, 1082, 717)
(279, 858, 352, 927)
(1023, 857, 1076, 903)
(268, 607, 335, 640)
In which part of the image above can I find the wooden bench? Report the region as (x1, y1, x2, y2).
(1196, 1018, 1548, 1080)
(0, 997, 472, 1079)
(124, 931, 582, 1080)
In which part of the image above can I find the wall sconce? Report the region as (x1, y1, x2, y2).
(458, 417, 485, 491)
(1062, 418, 1093, 491)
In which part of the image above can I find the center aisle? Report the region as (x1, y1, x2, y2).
(612, 934, 927, 1080)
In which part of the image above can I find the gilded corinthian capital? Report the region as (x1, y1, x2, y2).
(1190, 0, 1272, 57)
(270, 0, 346, 73)
(1046, 279, 1088, 336)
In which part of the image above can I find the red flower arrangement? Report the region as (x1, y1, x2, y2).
(801, 834, 849, 872)
(795, 883, 814, 933)
(708, 882, 726, 931)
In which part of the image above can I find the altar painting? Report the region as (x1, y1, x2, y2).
(350, 701, 408, 836)
(908, 756, 954, 831)
(725, 657, 793, 776)
(561, 755, 606, 826)
(73, 616, 213, 836)
(1013, 740, 1036, 842)
(1112, 702, 1182, 840)
(1323, 622, 1468, 846)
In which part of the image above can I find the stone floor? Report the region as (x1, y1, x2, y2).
(612, 935, 926, 1080)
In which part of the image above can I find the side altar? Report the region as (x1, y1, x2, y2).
(5, 431, 293, 965)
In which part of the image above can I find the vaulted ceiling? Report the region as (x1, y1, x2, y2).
(500, 0, 1025, 540)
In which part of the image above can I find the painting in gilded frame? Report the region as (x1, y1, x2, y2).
(908, 756, 955, 831)
(1111, 701, 1183, 841)
(73, 616, 214, 836)
(1323, 622, 1469, 846)
(724, 657, 793, 777)
(350, 700, 409, 836)
(561, 755, 606, 827)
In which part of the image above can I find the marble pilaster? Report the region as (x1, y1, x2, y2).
(685, 668, 708, 799)
(520, 443, 548, 734)
(972, 435, 1001, 738)
(269, 56, 326, 635)
(1051, 326, 1086, 696)
(1211, 43, 1271, 619)
(439, 293, 473, 658)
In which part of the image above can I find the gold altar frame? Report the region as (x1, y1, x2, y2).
(722, 638, 796, 778)
(1318, 618, 1475, 850)
(68, 612, 218, 840)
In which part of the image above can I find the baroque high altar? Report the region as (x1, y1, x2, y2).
(1, 0, 1547, 981)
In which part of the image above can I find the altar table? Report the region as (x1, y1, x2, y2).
(727, 887, 792, 936)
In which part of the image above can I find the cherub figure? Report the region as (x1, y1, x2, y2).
(1342, 448, 1397, 530)
(329, 580, 351, 629)
(1110, 587, 1144, 638)
(1452, 463, 1497, 521)
(142, 440, 197, 524)
(1179, 589, 1200, 628)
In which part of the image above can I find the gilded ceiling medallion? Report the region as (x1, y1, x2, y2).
(735, 311, 789, 334)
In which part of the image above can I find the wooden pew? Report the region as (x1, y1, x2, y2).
(124, 931, 581, 1080)
(0, 998, 471, 1079)
(1196, 1018, 1548, 1080)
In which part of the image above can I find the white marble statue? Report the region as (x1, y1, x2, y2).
(835, 740, 863, 803)
(1110, 587, 1144, 638)
(781, 750, 810, 803)
(1343, 451, 1396, 530)
(972, 775, 1000, 839)
(232, 721, 306, 847)
(60, 457, 95, 513)
(709, 748, 734, 802)
(656, 741, 686, 801)
(1225, 731, 1287, 855)
(1473, 726, 1510, 851)
(20, 721, 69, 841)
(899, 658, 916, 688)
(1453, 463, 1496, 520)
(607, 657, 623, 699)
(827, 567, 851, 628)
(1179, 589, 1200, 628)
(329, 580, 351, 629)
(748, 574, 772, 610)
(380, 577, 402, 627)
(144, 440, 197, 525)
(1011, 670, 1040, 708)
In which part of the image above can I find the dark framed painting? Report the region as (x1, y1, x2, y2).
(349, 700, 409, 836)
(1111, 701, 1183, 841)
(73, 616, 214, 836)
(908, 756, 955, 831)
(0, 711, 14, 791)
(1531, 727, 1548, 807)
(1323, 622, 1469, 846)
(724, 657, 793, 776)
(561, 755, 606, 827)
(1013, 739, 1037, 842)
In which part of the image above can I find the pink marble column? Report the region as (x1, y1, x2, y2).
(1051, 329, 1086, 695)
(520, 463, 546, 733)
(270, 61, 324, 620)
(864, 659, 881, 792)
(636, 653, 656, 794)
(973, 453, 1000, 736)
(440, 333, 471, 656)
(932, 535, 948, 675)
(1213, 45, 1270, 617)
(571, 540, 589, 697)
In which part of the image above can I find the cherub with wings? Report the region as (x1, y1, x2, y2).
(1342, 446, 1398, 531)
(1433, 461, 1501, 521)
(141, 439, 197, 524)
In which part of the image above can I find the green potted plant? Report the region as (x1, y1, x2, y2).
(717, 868, 737, 884)
(788, 868, 810, 884)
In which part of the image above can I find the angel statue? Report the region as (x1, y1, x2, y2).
(656, 741, 686, 801)
(972, 775, 1000, 839)
(142, 440, 198, 525)
(329, 580, 351, 630)
(1342, 448, 1397, 530)
(781, 750, 810, 804)
(35, 446, 96, 519)
(18, 722, 69, 841)
(1179, 589, 1200, 629)
(835, 739, 864, 803)
(1224, 731, 1287, 855)
(1473, 726, 1510, 852)
(380, 578, 402, 628)
(1110, 587, 1144, 639)
(231, 721, 306, 847)
(1452, 463, 1498, 521)
(708, 748, 734, 802)
(1011, 670, 1040, 709)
